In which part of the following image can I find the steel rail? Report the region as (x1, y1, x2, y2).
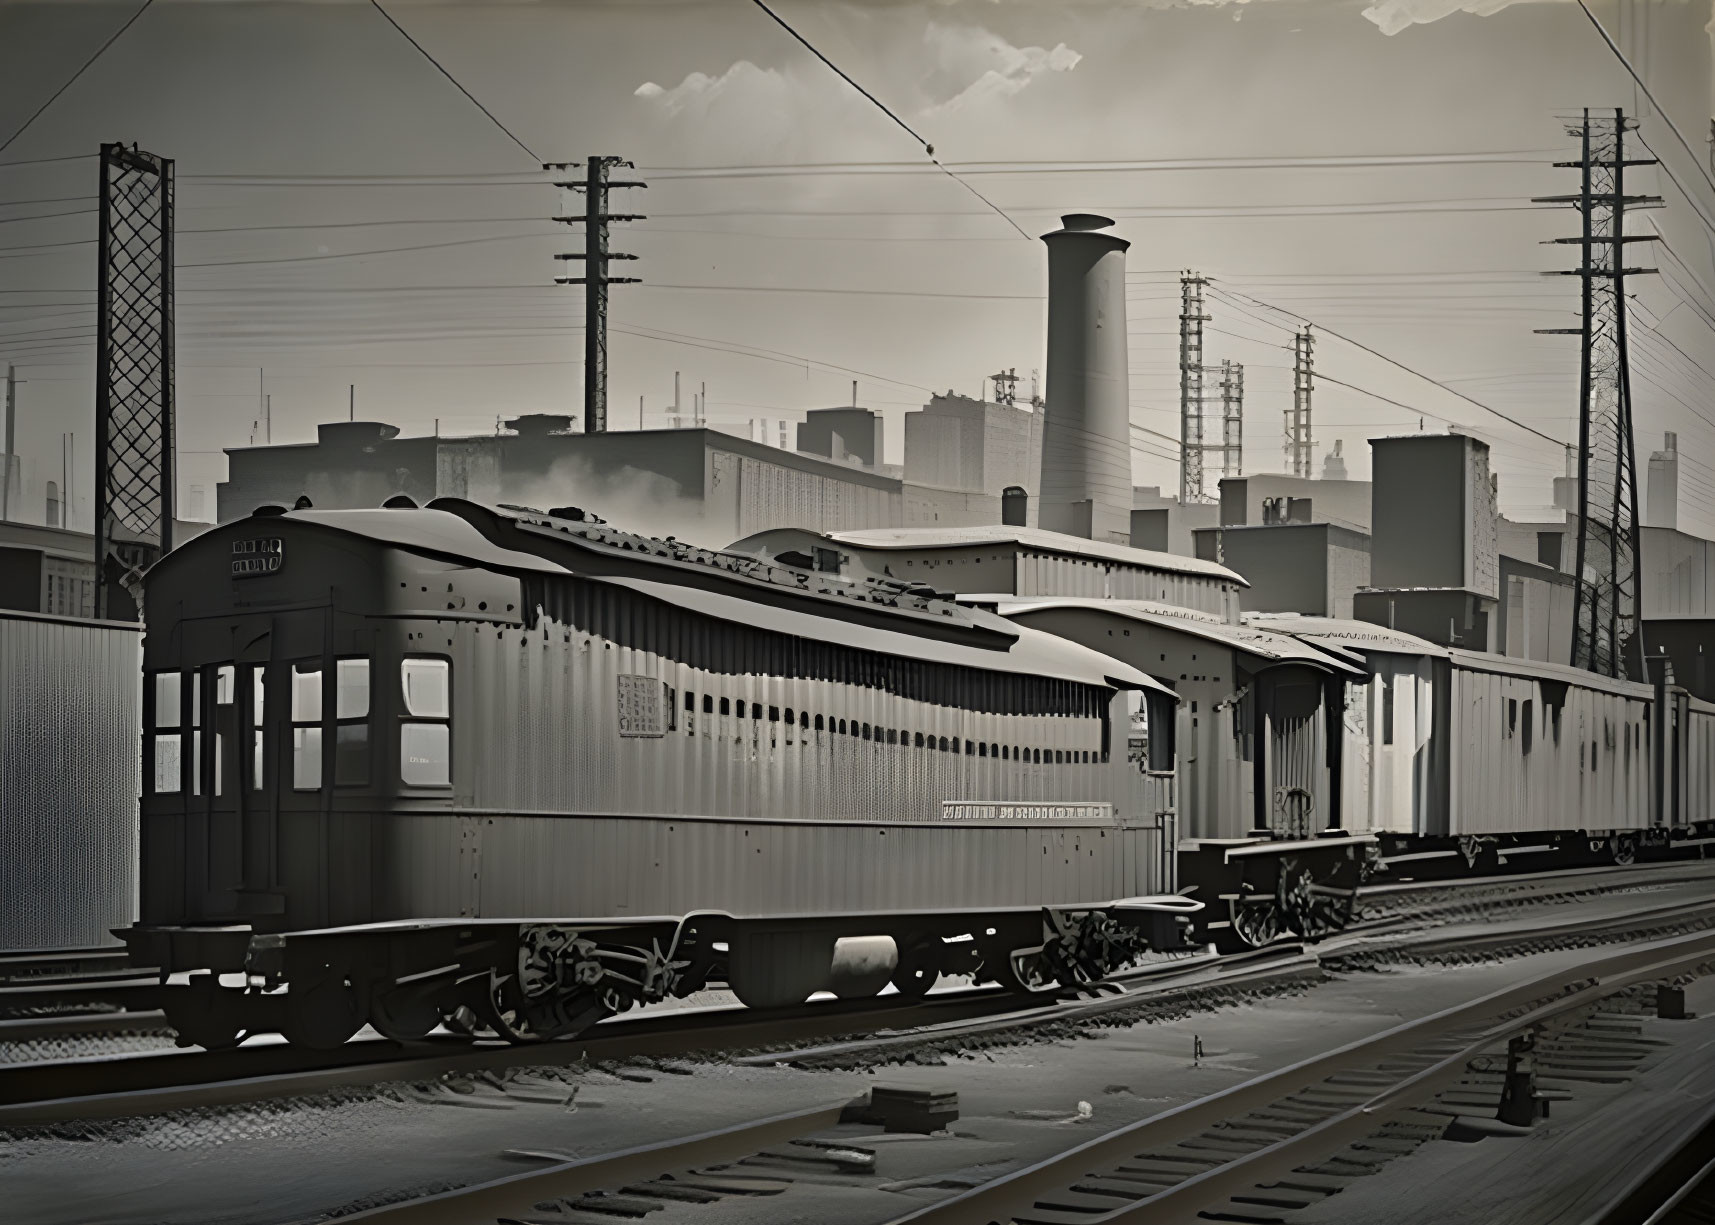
(1359, 858, 1715, 901)
(320, 1098, 858, 1225)
(0, 948, 1309, 1125)
(882, 926, 1715, 1225)
(1574, 1099, 1715, 1225)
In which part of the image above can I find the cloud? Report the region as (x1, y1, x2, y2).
(919, 23, 1083, 115)
(1359, 0, 1546, 36)
(633, 61, 788, 118)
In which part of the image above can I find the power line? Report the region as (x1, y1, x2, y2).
(1206, 283, 1564, 448)
(743, 0, 1031, 241)
(0, 0, 155, 159)
(368, 0, 541, 165)
(1576, 1, 1715, 202)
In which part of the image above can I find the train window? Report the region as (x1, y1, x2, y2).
(885, 728, 897, 745)
(720, 697, 731, 716)
(703, 694, 713, 714)
(965, 740, 974, 755)
(292, 663, 323, 791)
(337, 659, 370, 719)
(735, 700, 746, 718)
(335, 725, 370, 786)
(401, 656, 451, 786)
(401, 723, 450, 786)
(800, 711, 809, 728)
(685, 691, 696, 710)
(838, 718, 847, 734)
(292, 666, 323, 724)
(1522, 701, 1534, 755)
(215, 665, 235, 706)
(153, 673, 182, 729)
(152, 733, 182, 794)
(770, 706, 781, 723)
(1381, 675, 1395, 746)
(915, 732, 925, 748)
(252, 665, 266, 792)
(402, 658, 450, 718)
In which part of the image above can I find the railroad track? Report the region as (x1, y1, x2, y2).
(263, 925, 1715, 1225)
(7, 871, 1715, 1125)
(0, 944, 1313, 1125)
(1583, 1100, 1715, 1225)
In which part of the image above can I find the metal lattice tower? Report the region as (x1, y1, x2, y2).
(1179, 272, 1211, 503)
(94, 143, 175, 618)
(1287, 328, 1314, 478)
(1218, 359, 1245, 478)
(1533, 109, 1659, 680)
(552, 156, 645, 434)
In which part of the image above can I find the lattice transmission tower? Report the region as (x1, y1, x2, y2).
(93, 143, 175, 619)
(1285, 328, 1314, 478)
(1179, 272, 1211, 504)
(1533, 108, 1660, 679)
(1218, 359, 1244, 479)
(551, 157, 645, 433)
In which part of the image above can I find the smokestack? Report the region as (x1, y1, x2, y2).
(1647, 431, 1679, 531)
(1038, 213, 1132, 542)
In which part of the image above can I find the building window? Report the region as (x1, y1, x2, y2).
(401, 656, 451, 786)
(291, 662, 323, 791)
(149, 671, 182, 794)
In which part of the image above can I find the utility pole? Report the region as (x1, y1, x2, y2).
(1287, 327, 1315, 478)
(551, 156, 645, 434)
(1534, 108, 1660, 680)
(991, 368, 1019, 406)
(1179, 272, 1211, 504)
(1218, 359, 1244, 479)
(2, 364, 21, 522)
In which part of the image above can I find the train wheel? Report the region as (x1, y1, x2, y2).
(369, 983, 443, 1043)
(890, 939, 939, 998)
(283, 970, 364, 1050)
(986, 949, 1055, 994)
(162, 975, 246, 1051)
(1610, 834, 1637, 866)
(1230, 897, 1285, 948)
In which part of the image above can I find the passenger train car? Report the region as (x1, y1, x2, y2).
(120, 498, 1198, 1049)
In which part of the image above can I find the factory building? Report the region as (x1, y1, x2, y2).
(1352, 432, 1500, 652)
(903, 393, 1042, 500)
(217, 416, 1014, 548)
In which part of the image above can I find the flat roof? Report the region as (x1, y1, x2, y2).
(824, 525, 1247, 585)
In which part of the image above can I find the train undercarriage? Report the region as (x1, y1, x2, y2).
(120, 896, 1204, 1050)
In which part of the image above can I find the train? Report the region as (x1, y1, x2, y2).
(113, 497, 1715, 1049)
(118, 498, 1204, 1049)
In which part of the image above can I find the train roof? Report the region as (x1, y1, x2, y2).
(190, 501, 1169, 695)
(976, 597, 1363, 675)
(821, 525, 1248, 586)
(1242, 614, 1451, 658)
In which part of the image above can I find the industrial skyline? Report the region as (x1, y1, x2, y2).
(1, 0, 1713, 538)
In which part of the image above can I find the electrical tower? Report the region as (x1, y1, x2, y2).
(551, 156, 645, 434)
(1533, 108, 1660, 680)
(1179, 272, 1211, 504)
(1218, 359, 1245, 479)
(1286, 327, 1314, 478)
(93, 143, 175, 620)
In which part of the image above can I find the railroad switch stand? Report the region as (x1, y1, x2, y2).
(1496, 1030, 1547, 1127)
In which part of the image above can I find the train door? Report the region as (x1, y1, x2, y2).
(187, 615, 279, 921)
(1269, 679, 1323, 839)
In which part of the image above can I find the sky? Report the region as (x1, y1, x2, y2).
(2, 0, 1714, 535)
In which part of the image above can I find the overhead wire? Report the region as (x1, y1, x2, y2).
(743, 0, 1030, 241)
(0, 0, 155, 159)
(367, 0, 541, 165)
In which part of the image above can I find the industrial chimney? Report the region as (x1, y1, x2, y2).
(1038, 214, 1132, 543)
